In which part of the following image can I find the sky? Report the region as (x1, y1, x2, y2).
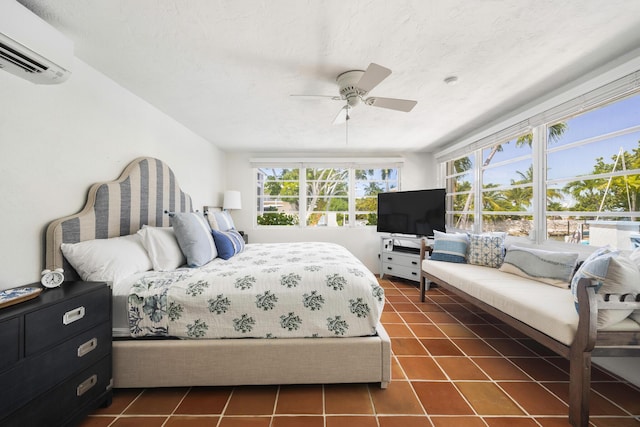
(482, 92, 640, 186)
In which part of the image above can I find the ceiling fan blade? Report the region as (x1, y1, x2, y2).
(290, 94, 341, 100)
(366, 97, 417, 112)
(356, 63, 392, 93)
(332, 105, 350, 125)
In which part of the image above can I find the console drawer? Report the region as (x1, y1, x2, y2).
(2, 355, 112, 427)
(24, 286, 110, 355)
(382, 252, 420, 269)
(0, 318, 19, 372)
(0, 322, 111, 416)
(382, 263, 420, 281)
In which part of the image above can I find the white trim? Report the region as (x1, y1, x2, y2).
(250, 157, 405, 167)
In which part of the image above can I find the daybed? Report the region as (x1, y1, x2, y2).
(45, 157, 391, 389)
(419, 237, 640, 427)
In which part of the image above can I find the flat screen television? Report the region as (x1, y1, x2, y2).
(377, 188, 446, 238)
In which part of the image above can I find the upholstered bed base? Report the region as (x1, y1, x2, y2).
(46, 157, 391, 389)
(113, 325, 391, 388)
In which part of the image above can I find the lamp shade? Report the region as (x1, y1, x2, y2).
(223, 190, 242, 210)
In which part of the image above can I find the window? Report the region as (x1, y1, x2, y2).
(355, 168, 399, 226)
(445, 155, 475, 231)
(440, 79, 640, 249)
(254, 162, 400, 227)
(545, 94, 640, 243)
(256, 167, 300, 226)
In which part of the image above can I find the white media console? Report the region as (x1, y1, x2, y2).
(379, 235, 431, 283)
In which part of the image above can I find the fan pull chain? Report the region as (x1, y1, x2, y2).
(345, 106, 350, 145)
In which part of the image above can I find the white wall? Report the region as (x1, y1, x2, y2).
(0, 59, 226, 290)
(224, 151, 437, 273)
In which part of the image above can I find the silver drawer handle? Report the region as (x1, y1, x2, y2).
(63, 306, 85, 325)
(77, 338, 98, 357)
(77, 374, 97, 396)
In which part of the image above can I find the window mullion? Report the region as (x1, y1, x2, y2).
(532, 125, 546, 244)
(300, 167, 307, 228)
(474, 150, 482, 233)
(348, 169, 355, 227)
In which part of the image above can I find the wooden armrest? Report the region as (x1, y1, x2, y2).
(597, 293, 640, 310)
(575, 278, 598, 352)
(419, 239, 433, 262)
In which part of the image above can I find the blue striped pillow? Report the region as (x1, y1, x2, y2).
(211, 229, 245, 260)
(430, 230, 469, 263)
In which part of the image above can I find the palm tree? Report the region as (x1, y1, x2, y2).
(455, 122, 567, 229)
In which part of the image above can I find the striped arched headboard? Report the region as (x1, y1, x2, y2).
(46, 157, 193, 278)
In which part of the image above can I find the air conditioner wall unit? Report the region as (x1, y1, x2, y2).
(0, 0, 73, 84)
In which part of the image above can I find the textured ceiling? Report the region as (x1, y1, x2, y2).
(18, 0, 640, 154)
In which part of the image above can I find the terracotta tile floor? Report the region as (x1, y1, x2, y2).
(81, 278, 640, 427)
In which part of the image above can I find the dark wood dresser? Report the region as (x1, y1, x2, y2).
(0, 281, 112, 426)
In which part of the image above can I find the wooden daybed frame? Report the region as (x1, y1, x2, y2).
(419, 241, 640, 427)
(45, 157, 391, 389)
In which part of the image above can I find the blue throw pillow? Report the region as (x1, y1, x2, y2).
(212, 211, 235, 231)
(430, 230, 468, 263)
(211, 229, 245, 260)
(169, 212, 217, 267)
(467, 233, 506, 268)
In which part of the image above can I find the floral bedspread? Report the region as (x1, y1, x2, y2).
(128, 242, 384, 339)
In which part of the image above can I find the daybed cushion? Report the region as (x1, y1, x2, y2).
(211, 229, 245, 259)
(169, 212, 217, 267)
(424, 258, 640, 346)
(424, 259, 579, 345)
(61, 234, 152, 283)
(430, 230, 468, 263)
(467, 233, 506, 268)
(137, 226, 186, 271)
(499, 245, 579, 288)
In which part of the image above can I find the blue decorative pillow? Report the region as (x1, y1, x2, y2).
(169, 212, 217, 267)
(212, 211, 235, 232)
(467, 233, 506, 268)
(430, 230, 468, 263)
(211, 229, 245, 260)
(499, 245, 578, 287)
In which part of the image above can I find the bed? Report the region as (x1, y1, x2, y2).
(45, 157, 391, 388)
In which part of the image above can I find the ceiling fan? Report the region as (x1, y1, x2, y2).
(291, 63, 418, 124)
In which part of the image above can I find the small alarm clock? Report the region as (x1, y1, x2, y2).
(41, 268, 65, 288)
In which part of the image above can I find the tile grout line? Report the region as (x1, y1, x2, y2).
(215, 386, 235, 427)
(400, 279, 541, 422)
(415, 279, 637, 422)
(160, 387, 191, 426)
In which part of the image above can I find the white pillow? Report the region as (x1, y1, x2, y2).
(137, 226, 185, 271)
(61, 234, 152, 283)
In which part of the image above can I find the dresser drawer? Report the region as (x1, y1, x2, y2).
(0, 321, 111, 417)
(24, 286, 110, 356)
(381, 251, 420, 269)
(0, 318, 20, 372)
(3, 355, 112, 427)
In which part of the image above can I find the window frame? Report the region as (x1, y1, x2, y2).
(438, 76, 640, 246)
(251, 158, 403, 229)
